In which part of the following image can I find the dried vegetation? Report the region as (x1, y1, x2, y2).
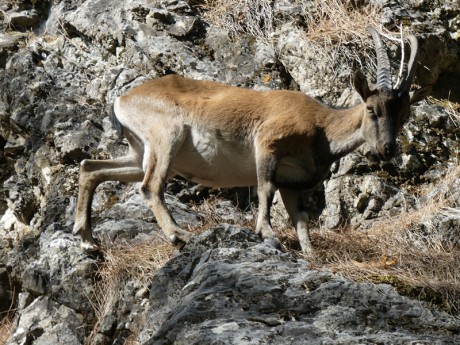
(200, 0, 392, 70)
(297, 164, 460, 314)
(428, 96, 460, 127)
(0, 314, 14, 345)
(86, 237, 175, 345)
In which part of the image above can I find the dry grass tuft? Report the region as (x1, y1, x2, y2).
(200, 0, 275, 41)
(0, 312, 14, 345)
(303, 0, 381, 43)
(201, 0, 390, 69)
(301, 0, 385, 69)
(428, 95, 460, 127)
(86, 237, 175, 344)
(97, 238, 175, 285)
(192, 194, 256, 228)
(306, 164, 460, 313)
(193, 195, 231, 228)
(0, 273, 17, 345)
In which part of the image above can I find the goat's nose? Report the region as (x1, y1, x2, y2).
(384, 143, 395, 157)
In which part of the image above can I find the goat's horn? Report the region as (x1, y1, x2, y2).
(394, 25, 405, 89)
(367, 26, 392, 90)
(398, 35, 419, 93)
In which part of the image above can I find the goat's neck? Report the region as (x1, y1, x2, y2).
(321, 103, 365, 161)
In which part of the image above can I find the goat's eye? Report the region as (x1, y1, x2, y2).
(367, 108, 377, 119)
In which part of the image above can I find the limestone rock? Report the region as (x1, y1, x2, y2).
(9, 296, 85, 345)
(0, 0, 459, 344)
(139, 226, 459, 344)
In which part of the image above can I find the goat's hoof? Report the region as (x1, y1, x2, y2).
(263, 237, 282, 250)
(80, 240, 99, 251)
(300, 246, 314, 257)
(80, 235, 100, 251)
(169, 234, 178, 243)
(170, 230, 193, 244)
(80, 241, 102, 258)
(169, 232, 191, 250)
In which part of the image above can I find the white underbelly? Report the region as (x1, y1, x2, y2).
(172, 126, 257, 187)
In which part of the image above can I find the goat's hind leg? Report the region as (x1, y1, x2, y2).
(73, 155, 144, 251)
(140, 129, 193, 244)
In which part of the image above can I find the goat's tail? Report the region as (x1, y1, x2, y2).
(110, 98, 124, 143)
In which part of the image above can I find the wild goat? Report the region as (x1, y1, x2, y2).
(73, 26, 430, 253)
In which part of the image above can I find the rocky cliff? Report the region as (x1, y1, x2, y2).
(1, 0, 460, 344)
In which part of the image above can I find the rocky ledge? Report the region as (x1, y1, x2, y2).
(142, 226, 460, 345)
(5, 226, 460, 345)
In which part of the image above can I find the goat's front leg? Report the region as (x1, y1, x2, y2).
(254, 151, 280, 249)
(279, 188, 313, 254)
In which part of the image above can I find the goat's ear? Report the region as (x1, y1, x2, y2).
(410, 86, 431, 104)
(353, 70, 371, 101)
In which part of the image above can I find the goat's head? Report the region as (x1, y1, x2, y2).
(353, 26, 430, 162)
